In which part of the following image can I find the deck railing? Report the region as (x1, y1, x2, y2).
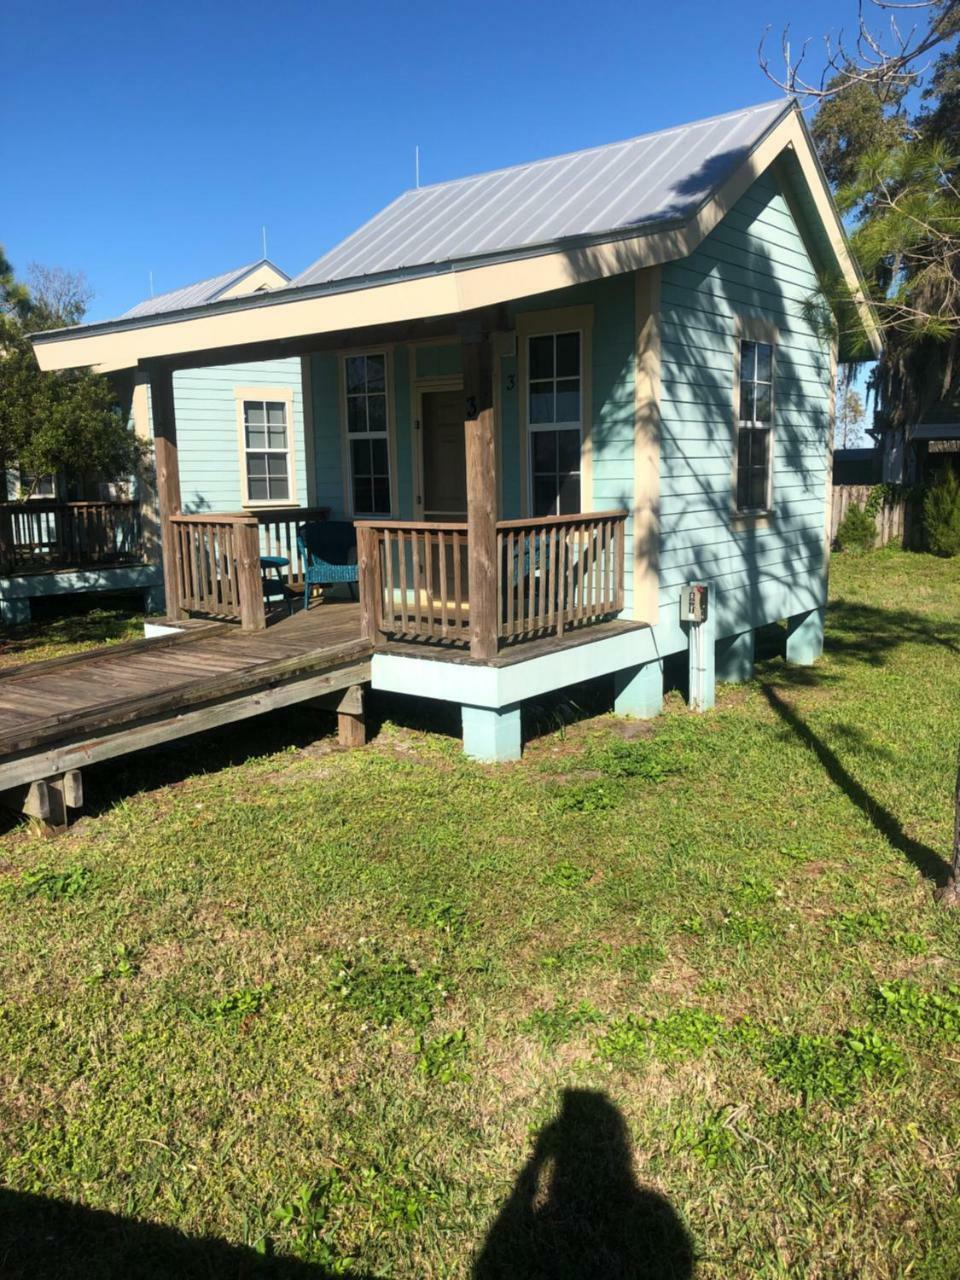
(0, 500, 145, 575)
(357, 510, 627, 650)
(168, 506, 330, 629)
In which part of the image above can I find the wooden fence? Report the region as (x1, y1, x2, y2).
(830, 485, 908, 548)
(0, 501, 144, 574)
(357, 510, 627, 648)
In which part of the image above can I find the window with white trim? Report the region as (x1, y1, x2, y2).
(736, 338, 774, 512)
(19, 469, 56, 499)
(345, 352, 391, 515)
(243, 399, 290, 502)
(528, 331, 582, 516)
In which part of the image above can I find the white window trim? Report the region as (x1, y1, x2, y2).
(339, 347, 397, 518)
(517, 306, 593, 517)
(18, 468, 57, 499)
(234, 386, 298, 508)
(731, 317, 778, 525)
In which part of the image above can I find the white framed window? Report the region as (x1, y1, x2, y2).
(19, 469, 56, 499)
(241, 397, 292, 503)
(527, 330, 582, 516)
(344, 352, 391, 516)
(735, 338, 774, 513)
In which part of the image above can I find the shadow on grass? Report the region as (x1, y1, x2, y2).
(474, 1089, 694, 1279)
(0, 1188, 372, 1280)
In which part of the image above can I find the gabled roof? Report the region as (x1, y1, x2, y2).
(122, 260, 289, 318)
(32, 98, 881, 373)
(294, 100, 789, 286)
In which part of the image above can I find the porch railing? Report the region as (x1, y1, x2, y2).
(357, 510, 627, 649)
(168, 506, 330, 629)
(0, 500, 144, 575)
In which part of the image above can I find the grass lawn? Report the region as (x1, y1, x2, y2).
(0, 596, 144, 671)
(1, 549, 958, 1279)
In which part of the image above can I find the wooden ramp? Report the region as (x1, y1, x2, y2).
(0, 602, 370, 827)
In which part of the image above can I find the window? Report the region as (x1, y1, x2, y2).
(243, 400, 290, 502)
(528, 331, 582, 516)
(345, 352, 391, 515)
(736, 338, 774, 512)
(19, 469, 56, 499)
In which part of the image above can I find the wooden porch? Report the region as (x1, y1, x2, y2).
(0, 600, 370, 830)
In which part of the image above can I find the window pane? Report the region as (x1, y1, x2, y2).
(530, 384, 554, 424)
(557, 427, 581, 474)
(739, 380, 755, 423)
(347, 395, 367, 433)
(558, 471, 581, 515)
(367, 393, 387, 433)
(266, 402, 286, 426)
(267, 454, 288, 477)
(366, 353, 386, 392)
(269, 475, 290, 501)
(529, 335, 554, 380)
(371, 436, 389, 474)
(267, 425, 287, 449)
(533, 476, 558, 517)
(244, 401, 265, 426)
(739, 340, 756, 380)
(245, 424, 267, 449)
(755, 342, 772, 383)
(555, 380, 580, 423)
(748, 468, 767, 510)
(353, 478, 373, 513)
(753, 427, 770, 473)
(351, 438, 371, 479)
(346, 356, 366, 394)
(247, 474, 269, 501)
(532, 430, 557, 472)
(372, 478, 391, 514)
(755, 383, 772, 423)
(555, 332, 580, 378)
(246, 452, 268, 478)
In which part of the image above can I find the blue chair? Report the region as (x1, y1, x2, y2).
(296, 521, 359, 611)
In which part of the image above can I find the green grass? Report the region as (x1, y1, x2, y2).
(0, 601, 144, 669)
(1, 548, 959, 1278)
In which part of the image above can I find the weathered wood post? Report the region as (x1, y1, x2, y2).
(236, 518, 267, 631)
(357, 523, 381, 642)
(462, 327, 498, 660)
(147, 363, 185, 619)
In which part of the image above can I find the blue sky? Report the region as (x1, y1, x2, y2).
(4, 0, 872, 323)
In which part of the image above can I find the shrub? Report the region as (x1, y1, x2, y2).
(835, 501, 876, 552)
(923, 468, 960, 556)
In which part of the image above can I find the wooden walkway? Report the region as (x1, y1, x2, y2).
(0, 602, 369, 815)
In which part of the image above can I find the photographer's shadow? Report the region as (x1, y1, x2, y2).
(473, 1088, 694, 1279)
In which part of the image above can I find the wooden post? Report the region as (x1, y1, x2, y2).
(357, 524, 381, 642)
(462, 330, 498, 660)
(0, 505, 13, 574)
(337, 684, 367, 748)
(148, 363, 185, 619)
(236, 519, 267, 631)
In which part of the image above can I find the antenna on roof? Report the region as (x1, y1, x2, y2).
(149, 270, 154, 298)
(415, 145, 420, 189)
(262, 225, 268, 260)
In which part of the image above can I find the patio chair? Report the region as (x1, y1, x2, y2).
(296, 520, 359, 611)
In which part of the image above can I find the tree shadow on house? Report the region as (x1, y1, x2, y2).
(0, 1188, 373, 1280)
(473, 1089, 694, 1280)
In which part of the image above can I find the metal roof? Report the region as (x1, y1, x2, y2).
(293, 99, 791, 287)
(122, 260, 289, 318)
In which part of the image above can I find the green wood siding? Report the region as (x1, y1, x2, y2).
(172, 360, 306, 513)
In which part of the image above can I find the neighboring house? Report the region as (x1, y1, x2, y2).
(0, 261, 299, 624)
(32, 98, 880, 761)
(881, 394, 960, 485)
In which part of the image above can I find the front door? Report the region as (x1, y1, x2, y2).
(420, 388, 467, 522)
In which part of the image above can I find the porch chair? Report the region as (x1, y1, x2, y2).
(296, 521, 359, 611)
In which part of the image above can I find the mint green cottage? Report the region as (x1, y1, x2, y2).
(33, 99, 880, 762)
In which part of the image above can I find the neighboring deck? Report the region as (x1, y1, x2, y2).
(0, 602, 369, 796)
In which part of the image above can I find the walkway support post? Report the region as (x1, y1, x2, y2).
(148, 363, 185, 619)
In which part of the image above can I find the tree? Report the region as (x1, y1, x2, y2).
(761, 2, 960, 907)
(837, 385, 866, 447)
(0, 248, 141, 498)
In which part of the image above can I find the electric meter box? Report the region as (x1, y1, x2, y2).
(680, 583, 708, 624)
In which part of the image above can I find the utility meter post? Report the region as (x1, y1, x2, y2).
(681, 583, 715, 712)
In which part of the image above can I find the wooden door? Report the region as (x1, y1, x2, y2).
(421, 389, 467, 522)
